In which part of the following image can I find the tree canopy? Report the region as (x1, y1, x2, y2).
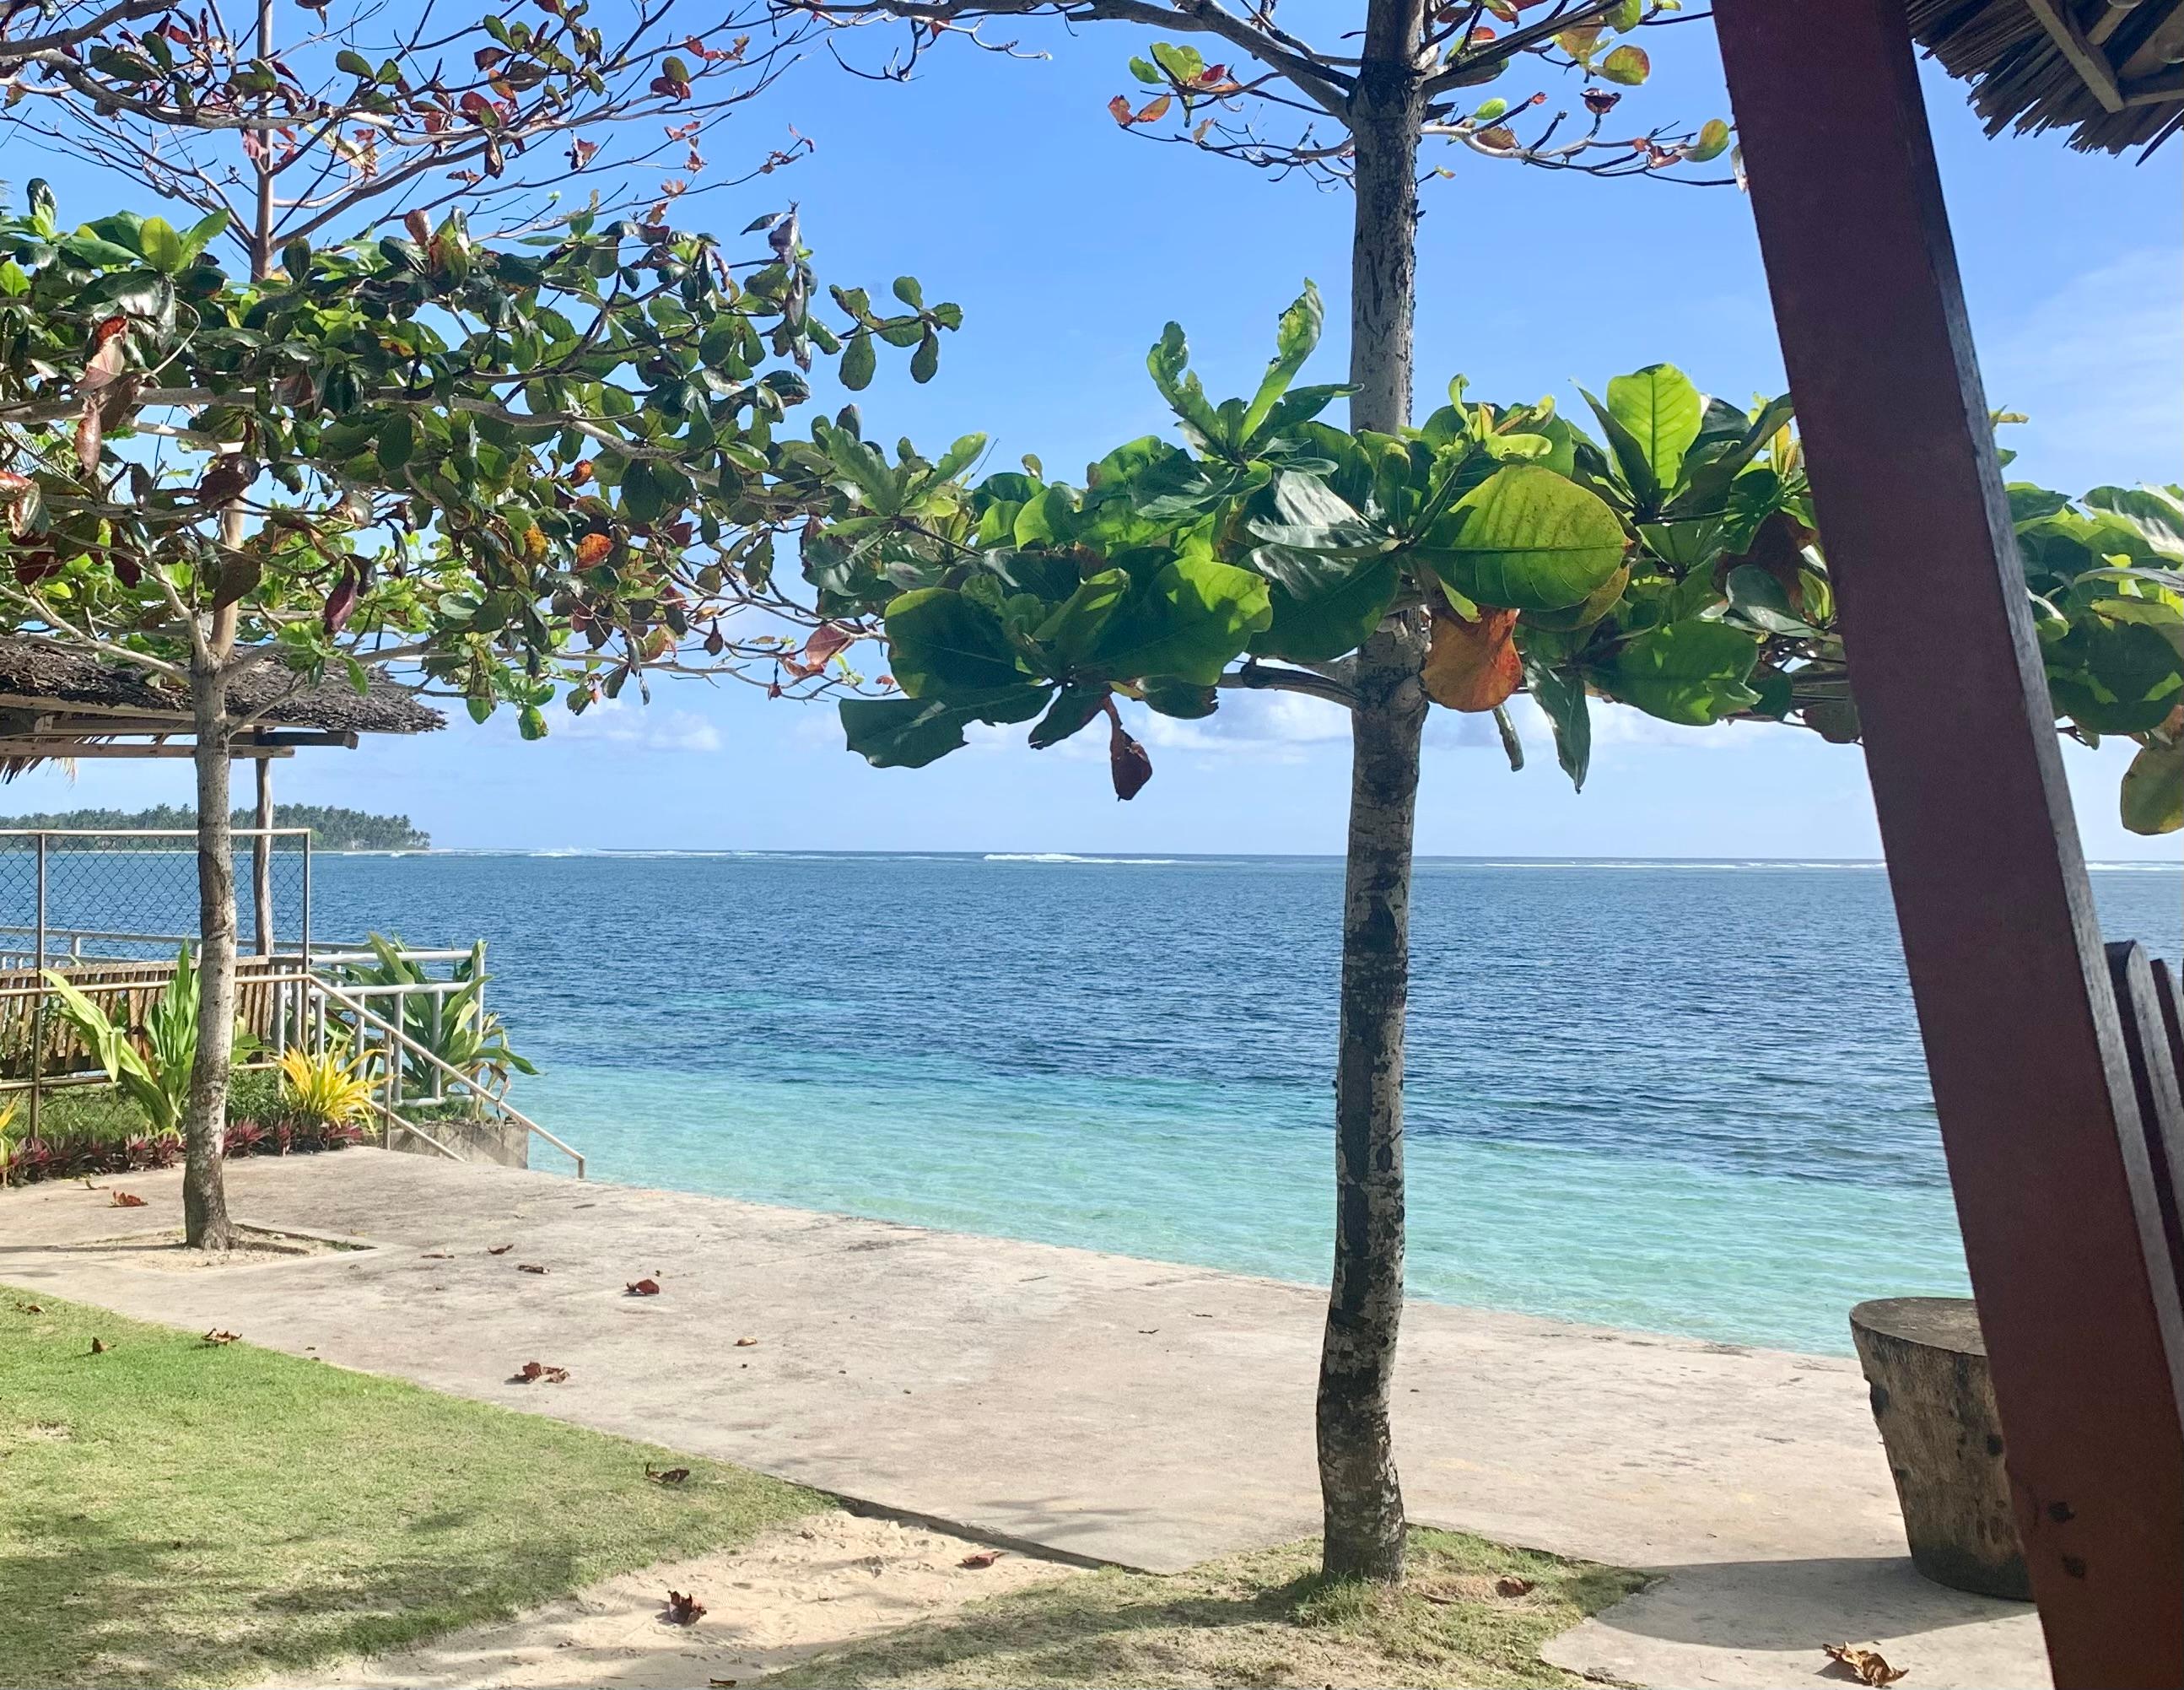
(0, 186, 957, 728)
(780, 285, 2182, 834)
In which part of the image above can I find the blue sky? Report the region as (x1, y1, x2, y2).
(3, 15, 2178, 855)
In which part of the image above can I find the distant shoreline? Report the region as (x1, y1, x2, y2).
(326, 848, 2182, 870)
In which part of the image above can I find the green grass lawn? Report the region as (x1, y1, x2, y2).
(0, 1288, 828, 1688)
(768, 1531, 1647, 1689)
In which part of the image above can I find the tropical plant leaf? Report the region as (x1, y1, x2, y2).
(1421, 464, 1627, 612)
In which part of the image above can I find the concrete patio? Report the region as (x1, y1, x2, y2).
(0, 1151, 2048, 1688)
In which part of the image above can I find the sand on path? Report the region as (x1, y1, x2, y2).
(285, 1511, 1076, 1689)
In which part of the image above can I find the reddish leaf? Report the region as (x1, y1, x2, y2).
(1108, 713, 1152, 802)
(1106, 93, 1135, 126)
(1582, 85, 1620, 115)
(511, 1359, 570, 1383)
(202, 1329, 241, 1345)
(1135, 94, 1171, 124)
(405, 209, 432, 246)
(575, 533, 612, 567)
(627, 1277, 662, 1296)
(1495, 1574, 1534, 1597)
(664, 1590, 707, 1624)
(109, 1191, 148, 1207)
(959, 1550, 1005, 1569)
(1423, 606, 1522, 711)
(321, 569, 359, 636)
(802, 623, 854, 668)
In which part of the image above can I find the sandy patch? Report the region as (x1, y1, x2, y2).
(285, 1511, 1080, 1689)
(41, 1221, 368, 1271)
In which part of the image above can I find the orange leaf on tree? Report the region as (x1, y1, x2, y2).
(575, 533, 612, 567)
(1106, 93, 1135, 126)
(1423, 606, 1522, 711)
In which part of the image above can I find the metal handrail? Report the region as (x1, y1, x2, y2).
(305, 975, 584, 1179)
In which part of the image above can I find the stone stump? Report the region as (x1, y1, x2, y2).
(1850, 1295, 2030, 1601)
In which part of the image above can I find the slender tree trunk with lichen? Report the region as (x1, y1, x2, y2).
(180, 0, 278, 1250)
(1317, 0, 1427, 1585)
(183, 637, 237, 1250)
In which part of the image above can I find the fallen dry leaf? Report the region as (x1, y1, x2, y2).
(487, 1244, 513, 1255)
(201, 1329, 241, 1346)
(510, 1360, 570, 1385)
(89, 1336, 107, 1354)
(420, 1251, 451, 1260)
(627, 1277, 661, 1296)
(709, 1680, 738, 1688)
(517, 1263, 550, 1275)
(646, 1465, 691, 1485)
(1495, 1574, 1534, 1597)
(663, 1589, 706, 1625)
(959, 1550, 1005, 1569)
(734, 1336, 758, 1347)
(13, 1302, 44, 1314)
(1824, 1643, 1908, 1686)
(109, 1191, 148, 1208)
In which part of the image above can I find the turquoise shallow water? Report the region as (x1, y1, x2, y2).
(306, 854, 2182, 1356)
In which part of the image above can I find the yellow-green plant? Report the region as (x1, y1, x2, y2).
(277, 1045, 375, 1130)
(0, 1095, 20, 1185)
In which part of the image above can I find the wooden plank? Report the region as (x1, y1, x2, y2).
(2026, 0, 2128, 110)
(1713, 3, 2184, 1683)
(0, 742, 299, 760)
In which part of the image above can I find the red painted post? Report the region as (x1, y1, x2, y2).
(1712, 3, 2184, 1683)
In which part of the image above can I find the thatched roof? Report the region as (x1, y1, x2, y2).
(1911, 0, 2184, 154)
(0, 637, 443, 748)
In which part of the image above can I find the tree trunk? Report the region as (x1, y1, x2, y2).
(182, 649, 238, 1250)
(1317, 0, 1426, 1585)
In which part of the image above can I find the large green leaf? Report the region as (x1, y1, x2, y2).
(1523, 656, 1592, 790)
(2083, 485, 2184, 562)
(2047, 616, 2184, 732)
(2121, 734, 2184, 834)
(1595, 619, 1761, 725)
(1605, 364, 1703, 493)
(1250, 558, 1399, 665)
(1421, 464, 1627, 613)
(883, 587, 1027, 697)
(840, 697, 970, 768)
(1239, 283, 1323, 444)
(1146, 321, 1227, 453)
(1034, 569, 1132, 668)
(1091, 553, 1273, 684)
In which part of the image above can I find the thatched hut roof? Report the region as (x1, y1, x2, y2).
(1911, 0, 2184, 154)
(0, 636, 442, 769)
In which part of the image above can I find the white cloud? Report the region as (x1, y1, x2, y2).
(549, 697, 721, 753)
(1983, 248, 2183, 489)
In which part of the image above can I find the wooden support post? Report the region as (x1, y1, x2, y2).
(252, 756, 273, 958)
(1713, 3, 2184, 1683)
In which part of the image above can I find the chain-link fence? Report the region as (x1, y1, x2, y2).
(0, 828, 311, 967)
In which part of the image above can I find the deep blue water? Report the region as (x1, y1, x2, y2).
(303, 853, 2181, 1354)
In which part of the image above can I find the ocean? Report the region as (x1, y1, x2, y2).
(307, 853, 2182, 1356)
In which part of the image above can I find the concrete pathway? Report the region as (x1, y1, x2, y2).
(0, 1152, 2048, 1688)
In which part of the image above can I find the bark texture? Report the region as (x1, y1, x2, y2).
(184, 651, 236, 1250)
(1317, 0, 1427, 1585)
